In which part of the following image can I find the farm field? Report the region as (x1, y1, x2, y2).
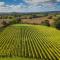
(0, 24, 60, 60)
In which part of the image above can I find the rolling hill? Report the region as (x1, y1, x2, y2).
(0, 24, 60, 60)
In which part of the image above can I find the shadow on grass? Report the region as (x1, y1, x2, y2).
(0, 27, 7, 33)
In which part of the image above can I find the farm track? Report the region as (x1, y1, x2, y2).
(0, 24, 60, 60)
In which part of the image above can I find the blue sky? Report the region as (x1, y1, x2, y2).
(0, 0, 60, 12)
(0, 0, 25, 5)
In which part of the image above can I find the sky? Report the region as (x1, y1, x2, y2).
(0, 0, 60, 12)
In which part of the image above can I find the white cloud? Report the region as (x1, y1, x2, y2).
(24, 0, 60, 5)
(0, 2, 12, 12)
(23, 0, 57, 7)
(0, 2, 5, 6)
(0, 2, 29, 12)
(0, 1, 32, 12)
(24, 0, 50, 4)
(57, 0, 60, 2)
(0, 1, 60, 12)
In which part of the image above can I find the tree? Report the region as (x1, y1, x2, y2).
(2, 21, 8, 27)
(0, 16, 2, 19)
(55, 20, 60, 30)
(54, 17, 60, 30)
(32, 15, 37, 18)
(48, 16, 52, 19)
(16, 17, 21, 23)
(41, 20, 50, 26)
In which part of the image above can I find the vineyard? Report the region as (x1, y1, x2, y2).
(0, 24, 60, 60)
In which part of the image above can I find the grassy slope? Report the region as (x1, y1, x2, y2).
(0, 57, 37, 60)
(0, 24, 60, 60)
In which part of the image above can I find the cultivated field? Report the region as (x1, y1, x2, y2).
(0, 24, 60, 60)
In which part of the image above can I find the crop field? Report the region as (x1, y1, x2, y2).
(0, 24, 60, 60)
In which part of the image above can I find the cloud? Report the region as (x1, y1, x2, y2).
(0, 2, 28, 12)
(24, 0, 60, 5)
(0, 2, 12, 12)
(24, 0, 55, 5)
(23, 0, 58, 7)
(0, 1, 60, 12)
(0, 2, 5, 6)
(57, 0, 60, 2)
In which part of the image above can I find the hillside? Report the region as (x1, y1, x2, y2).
(0, 24, 60, 60)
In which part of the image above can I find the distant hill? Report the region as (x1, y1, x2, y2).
(0, 11, 60, 16)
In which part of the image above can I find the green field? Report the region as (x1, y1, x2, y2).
(0, 24, 60, 60)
